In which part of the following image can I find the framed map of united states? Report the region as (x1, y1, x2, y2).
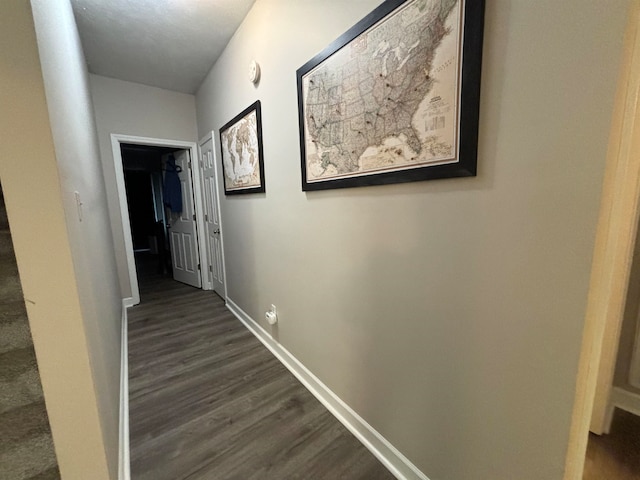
(296, 0, 485, 191)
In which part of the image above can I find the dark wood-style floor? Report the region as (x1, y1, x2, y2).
(584, 408, 640, 480)
(128, 263, 395, 480)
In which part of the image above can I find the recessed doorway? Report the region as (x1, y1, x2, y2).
(111, 134, 209, 306)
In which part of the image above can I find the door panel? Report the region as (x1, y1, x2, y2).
(167, 150, 201, 288)
(199, 136, 225, 296)
(183, 233, 196, 271)
(170, 231, 183, 270)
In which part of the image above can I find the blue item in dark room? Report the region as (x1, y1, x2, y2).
(163, 154, 183, 214)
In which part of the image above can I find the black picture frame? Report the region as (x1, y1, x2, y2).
(296, 0, 485, 191)
(219, 100, 266, 195)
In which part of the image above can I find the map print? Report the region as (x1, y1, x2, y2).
(302, 0, 461, 183)
(221, 109, 261, 191)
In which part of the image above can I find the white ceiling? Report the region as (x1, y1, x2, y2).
(71, 0, 256, 94)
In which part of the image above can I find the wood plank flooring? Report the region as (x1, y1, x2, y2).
(128, 268, 395, 480)
(583, 408, 640, 480)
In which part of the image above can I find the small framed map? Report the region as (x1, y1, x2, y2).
(219, 100, 265, 195)
(296, 0, 485, 191)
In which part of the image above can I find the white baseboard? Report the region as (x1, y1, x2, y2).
(123, 297, 136, 308)
(611, 386, 640, 418)
(226, 298, 429, 480)
(119, 301, 130, 480)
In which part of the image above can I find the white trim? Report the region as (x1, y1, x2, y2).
(610, 386, 640, 418)
(213, 133, 228, 302)
(198, 131, 213, 144)
(197, 133, 213, 291)
(122, 297, 136, 308)
(225, 298, 429, 480)
(110, 135, 140, 305)
(188, 147, 208, 291)
(629, 307, 640, 388)
(198, 131, 228, 300)
(119, 300, 130, 480)
(110, 134, 206, 305)
(602, 402, 616, 435)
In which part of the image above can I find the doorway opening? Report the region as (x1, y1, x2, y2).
(121, 144, 178, 281)
(111, 134, 209, 306)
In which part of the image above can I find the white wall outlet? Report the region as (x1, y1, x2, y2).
(265, 304, 277, 325)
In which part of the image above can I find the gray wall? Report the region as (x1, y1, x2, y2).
(1, 0, 116, 478)
(30, 0, 123, 477)
(195, 0, 629, 478)
(89, 74, 199, 299)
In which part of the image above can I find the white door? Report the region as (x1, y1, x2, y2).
(166, 150, 201, 288)
(199, 136, 226, 296)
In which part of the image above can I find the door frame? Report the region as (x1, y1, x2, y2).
(110, 134, 208, 306)
(564, 1, 640, 478)
(198, 131, 228, 300)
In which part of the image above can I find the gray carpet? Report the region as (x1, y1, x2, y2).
(0, 185, 60, 480)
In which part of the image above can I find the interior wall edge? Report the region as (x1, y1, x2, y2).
(119, 301, 131, 480)
(564, 1, 640, 477)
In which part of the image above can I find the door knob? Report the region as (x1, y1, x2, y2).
(214, 229, 220, 234)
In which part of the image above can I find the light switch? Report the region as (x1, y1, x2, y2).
(74, 191, 83, 222)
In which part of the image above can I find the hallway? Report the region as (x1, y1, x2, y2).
(128, 270, 394, 480)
